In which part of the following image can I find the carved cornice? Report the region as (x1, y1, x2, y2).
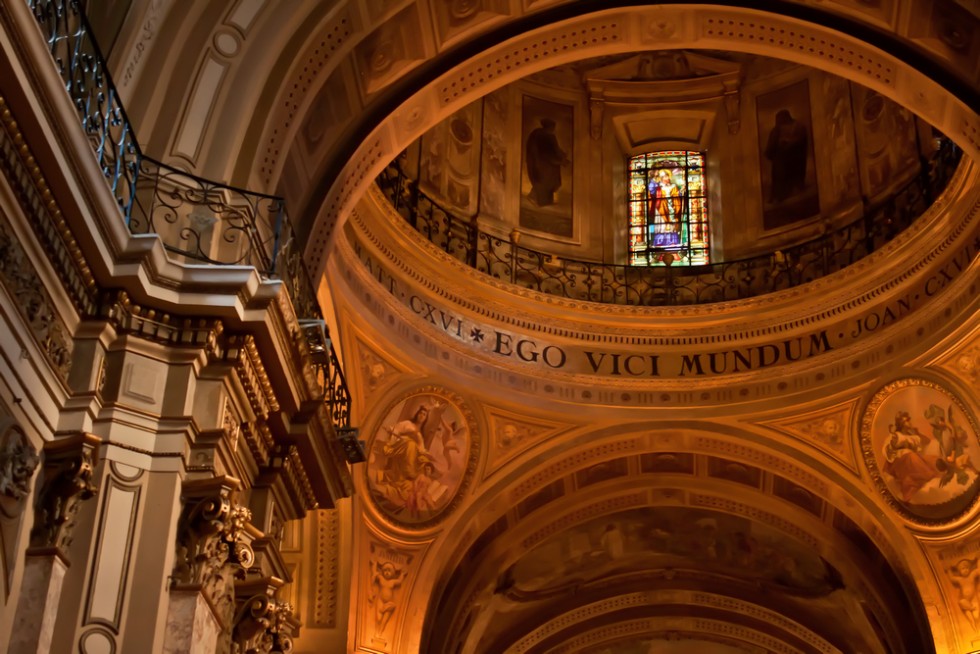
(240, 420, 274, 469)
(232, 334, 280, 420)
(284, 445, 317, 511)
(27, 433, 101, 563)
(101, 290, 225, 354)
(0, 94, 98, 315)
(171, 476, 255, 622)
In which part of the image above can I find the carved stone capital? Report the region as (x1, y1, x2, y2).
(28, 433, 100, 561)
(172, 477, 255, 621)
(0, 419, 39, 517)
(231, 578, 296, 654)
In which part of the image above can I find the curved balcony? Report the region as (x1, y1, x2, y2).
(376, 141, 961, 307)
(24, 0, 352, 428)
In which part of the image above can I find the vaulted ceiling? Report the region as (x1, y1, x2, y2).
(94, 1, 980, 652)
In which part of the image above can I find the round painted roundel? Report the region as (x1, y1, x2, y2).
(862, 378, 980, 524)
(365, 388, 477, 528)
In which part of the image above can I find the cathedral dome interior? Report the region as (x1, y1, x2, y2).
(0, 1, 978, 653)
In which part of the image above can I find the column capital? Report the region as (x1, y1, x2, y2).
(232, 577, 297, 654)
(27, 432, 101, 563)
(172, 476, 255, 622)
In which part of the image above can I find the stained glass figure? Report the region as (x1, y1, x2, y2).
(627, 151, 709, 266)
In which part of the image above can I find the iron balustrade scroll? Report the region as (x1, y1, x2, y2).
(377, 141, 961, 307)
(24, 0, 354, 433)
(28, 0, 140, 219)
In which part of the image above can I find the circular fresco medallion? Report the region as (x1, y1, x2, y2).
(365, 387, 477, 528)
(862, 378, 980, 524)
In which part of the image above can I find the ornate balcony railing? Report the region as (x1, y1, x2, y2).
(378, 141, 961, 306)
(25, 0, 353, 431)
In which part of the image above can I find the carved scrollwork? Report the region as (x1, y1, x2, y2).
(0, 219, 74, 380)
(232, 589, 296, 654)
(172, 478, 255, 623)
(27, 433, 100, 560)
(0, 420, 39, 511)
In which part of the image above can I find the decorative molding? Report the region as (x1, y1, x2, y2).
(102, 291, 225, 353)
(521, 493, 645, 550)
(0, 95, 98, 315)
(28, 433, 101, 563)
(257, 6, 354, 188)
(311, 508, 340, 628)
(509, 590, 835, 654)
(84, 478, 140, 629)
(233, 334, 280, 419)
(690, 493, 820, 549)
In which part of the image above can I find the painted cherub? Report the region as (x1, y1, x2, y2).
(370, 560, 404, 633)
(950, 557, 980, 630)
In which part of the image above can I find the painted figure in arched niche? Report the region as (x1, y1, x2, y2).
(525, 118, 569, 206)
(764, 109, 809, 203)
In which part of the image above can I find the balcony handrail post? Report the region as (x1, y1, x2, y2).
(269, 201, 285, 276)
(509, 229, 521, 285)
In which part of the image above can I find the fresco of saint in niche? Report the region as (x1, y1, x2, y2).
(864, 378, 980, 522)
(367, 391, 470, 525)
(500, 506, 842, 597)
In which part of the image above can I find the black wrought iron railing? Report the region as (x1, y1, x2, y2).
(25, 0, 353, 430)
(378, 141, 961, 306)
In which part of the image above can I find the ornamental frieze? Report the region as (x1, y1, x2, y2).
(0, 218, 74, 381)
(344, 209, 980, 381)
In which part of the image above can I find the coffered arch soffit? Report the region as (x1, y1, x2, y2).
(375, 419, 940, 653)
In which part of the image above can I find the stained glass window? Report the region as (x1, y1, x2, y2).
(628, 151, 709, 266)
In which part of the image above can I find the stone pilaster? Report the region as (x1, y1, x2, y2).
(8, 433, 100, 654)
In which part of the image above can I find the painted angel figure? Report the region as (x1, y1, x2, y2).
(923, 403, 978, 488)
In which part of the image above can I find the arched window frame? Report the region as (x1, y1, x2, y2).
(628, 150, 710, 266)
